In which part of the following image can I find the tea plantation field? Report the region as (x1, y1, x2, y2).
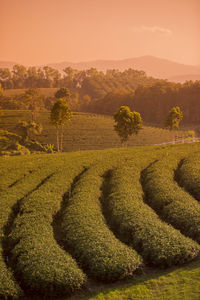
(0, 110, 190, 152)
(0, 143, 200, 299)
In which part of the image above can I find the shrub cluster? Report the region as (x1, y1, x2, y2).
(8, 165, 87, 297)
(142, 157, 200, 243)
(61, 162, 143, 282)
(105, 165, 200, 267)
(176, 153, 200, 202)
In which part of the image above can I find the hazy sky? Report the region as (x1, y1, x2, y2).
(1, 0, 200, 66)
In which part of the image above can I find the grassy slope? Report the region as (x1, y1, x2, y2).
(0, 110, 188, 152)
(0, 143, 200, 299)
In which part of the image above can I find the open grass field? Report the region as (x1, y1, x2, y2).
(0, 143, 200, 299)
(0, 110, 190, 152)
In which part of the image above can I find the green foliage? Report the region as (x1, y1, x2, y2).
(0, 64, 156, 98)
(105, 165, 199, 266)
(0, 270, 23, 299)
(0, 110, 190, 152)
(1, 143, 200, 298)
(0, 125, 45, 156)
(88, 81, 200, 126)
(21, 88, 44, 121)
(114, 106, 142, 143)
(55, 87, 70, 99)
(165, 106, 183, 130)
(50, 99, 72, 127)
(62, 161, 143, 282)
(50, 99, 72, 151)
(142, 157, 200, 243)
(0, 158, 48, 298)
(0, 129, 30, 156)
(16, 120, 43, 142)
(43, 143, 55, 153)
(176, 153, 200, 201)
(8, 166, 87, 297)
(1, 66, 200, 127)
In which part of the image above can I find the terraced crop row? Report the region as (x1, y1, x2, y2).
(0, 157, 37, 192)
(0, 154, 67, 192)
(176, 153, 200, 202)
(1, 145, 200, 299)
(0, 152, 104, 298)
(0, 154, 95, 299)
(61, 161, 143, 282)
(0, 165, 56, 298)
(104, 165, 200, 266)
(8, 165, 88, 298)
(142, 157, 200, 243)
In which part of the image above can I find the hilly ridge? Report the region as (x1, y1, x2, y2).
(47, 55, 200, 81)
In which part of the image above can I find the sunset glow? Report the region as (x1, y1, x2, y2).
(1, 0, 200, 66)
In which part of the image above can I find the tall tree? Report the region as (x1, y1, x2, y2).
(12, 64, 27, 88)
(114, 106, 142, 144)
(50, 99, 72, 152)
(25, 66, 39, 88)
(22, 89, 43, 121)
(63, 67, 77, 89)
(0, 68, 12, 89)
(165, 106, 183, 130)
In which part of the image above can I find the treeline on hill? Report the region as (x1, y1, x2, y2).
(88, 80, 200, 124)
(0, 64, 200, 125)
(0, 64, 156, 96)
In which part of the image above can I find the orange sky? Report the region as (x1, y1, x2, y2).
(1, 0, 200, 66)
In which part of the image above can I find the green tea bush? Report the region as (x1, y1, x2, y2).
(0, 165, 52, 298)
(61, 162, 143, 282)
(105, 165, 200, 267)
(0, 253, 23, 299)
(0, 142, 199, 298)
(8, 166, 87, 297)
(142, 157, 200, 243)
(176, 153, 200, 202)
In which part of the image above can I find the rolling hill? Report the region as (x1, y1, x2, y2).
(49, 55, 200, 79)
(46, 55, 200, 81)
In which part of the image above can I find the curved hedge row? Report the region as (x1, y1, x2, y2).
(0, 155, 43, 192)
(0, 166, 54, 299)
(8, 165, 87, 297)
(142, 157, 200, 243)
(105, 165, 200, 267)
(176, 153, 200, 202)
(61, 162, 143, 282)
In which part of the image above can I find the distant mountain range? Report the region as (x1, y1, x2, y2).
(1, 55, 200, 83)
